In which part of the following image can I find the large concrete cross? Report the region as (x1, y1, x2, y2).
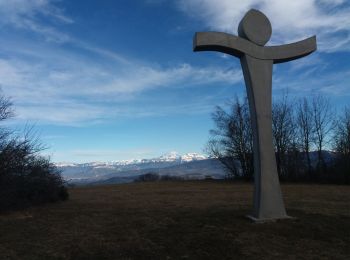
(193, 9, 317, 222)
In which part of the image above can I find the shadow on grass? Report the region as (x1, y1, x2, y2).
(1, 181, 349, 260)
(63, 208, 350, 260)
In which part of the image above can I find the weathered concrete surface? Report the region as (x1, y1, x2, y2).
(194, 32, 316, 63)
(240, 55, 288, 220)
(193, 9, 317, 222)
(238, 9, 272, 46)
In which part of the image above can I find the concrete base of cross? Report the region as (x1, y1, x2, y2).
(246, 215, 295, 223)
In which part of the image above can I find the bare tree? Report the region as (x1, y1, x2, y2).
(334, 106, 350, 156)
(207, 97, 253, 180)
(312, 95, 332, 174)
(0, 91, 14, 147)
(0, 91, 68, 211)
(333, 106, 350, 183)
(296, 97, 314, 176)
(207, 139, 240, 179)
(0, 91, 14, 121)
(0, 126, 45, 175)
(272, 95, 295, 178)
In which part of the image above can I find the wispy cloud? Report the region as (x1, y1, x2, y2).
(273, 66, 350, 97)
(97, 64, 241, 95)
(0, 44, 241, 125)
(0, 0, 347, 127)
(0, 0, 245, 125)
(71, 148, 154, 158)
(178, 0, 350, 52)
(46, 148, 155, 162)
(0, 0, 73, 43)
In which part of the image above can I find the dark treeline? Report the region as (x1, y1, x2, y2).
(135, 172, 185, 182)
(207, 95, 350, 184)
(0, 92, 68, 212)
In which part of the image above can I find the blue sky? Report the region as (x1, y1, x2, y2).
(0, 0, 349, 163)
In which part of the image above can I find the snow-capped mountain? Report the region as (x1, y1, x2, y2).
(55, 152, 211, 182)
(55, 152, 207, 168)
(181, 153, 207, 162)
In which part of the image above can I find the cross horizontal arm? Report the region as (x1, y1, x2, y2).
(193, 32, 317, 63)
(267, 36, 317, 64)
(193, 32, 254, 58)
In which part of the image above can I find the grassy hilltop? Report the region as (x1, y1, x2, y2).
(0, 181, 349, 259)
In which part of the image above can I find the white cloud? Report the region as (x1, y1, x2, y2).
(97, 64, 241, 95)
(178, 0, 350, 52)
(2, 0, 346, 127)
(47, 148, 155, 162)
(273, 66, 350, 97)
(15, 103, 108, 126)
(71, 148, 154, 158)
(0, 0, 73, 43)
(0, 0, 244, 125)
(0, 44, 241, 125)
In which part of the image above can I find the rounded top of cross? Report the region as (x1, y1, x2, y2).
(238, 9, 272, 46)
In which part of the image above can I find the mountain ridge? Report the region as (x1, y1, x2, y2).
(57, 152, 215, 183)
(55, 151, 208, 168)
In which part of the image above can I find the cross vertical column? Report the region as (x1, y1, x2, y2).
(241, 55, 288, 220)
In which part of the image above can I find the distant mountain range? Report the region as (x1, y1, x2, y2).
(55, 152, 224, 185)
(56, 150, 337, 186)
(55, 151, 207, 168)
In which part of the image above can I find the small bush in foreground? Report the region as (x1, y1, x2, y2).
(0, 91, 68, 212)
(0, 152, 68, 212)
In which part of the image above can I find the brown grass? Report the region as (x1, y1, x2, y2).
(0, 181, 349, 259)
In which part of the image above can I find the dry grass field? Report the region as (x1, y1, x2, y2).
(0, 181, 349, 259)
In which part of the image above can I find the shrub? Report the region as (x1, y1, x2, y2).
(0, 91, 68, 212)
(136, 172, 160, 182)
(160, 175, 184, 181)
(0, 155, 68, 212)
